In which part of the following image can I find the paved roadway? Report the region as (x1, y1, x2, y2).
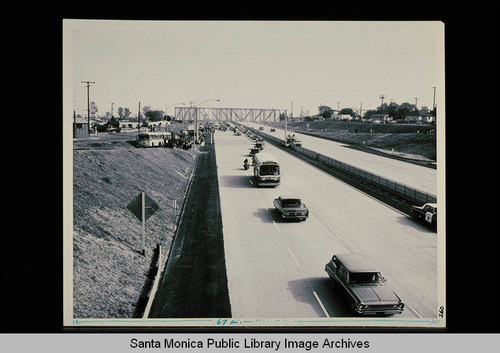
(214, 129, 439, 320)
(238, 122, 437, 197)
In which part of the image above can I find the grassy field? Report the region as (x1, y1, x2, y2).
(270, 120, 437, 161)
(72, 134, 198, 318)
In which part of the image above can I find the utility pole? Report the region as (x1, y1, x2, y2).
(300, 106, 304, 119)
(379, 94, 386, 114)
(290, 102, 293, 119)
(111, 103, 114, 119)
(360, 102, 363, 119)
(337, 101, 340, 111)
(81, 81, 95, 133)
(415, 97, 418, 108)
(138, 102, 141, 132)
(431, 86, 436, 116)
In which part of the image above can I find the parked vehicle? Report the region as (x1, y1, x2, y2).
(273, 195, 309, 221)
(136, 132, 172, 147)
(410, 203, 437, 230)
(325, 253, 404, 315)
(253, 152, 280, 186)
(259, 126, 264, 130)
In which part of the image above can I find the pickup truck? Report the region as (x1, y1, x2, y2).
(410, 202, 437, 230)
(273, 195, 309, 221)
(325, 253, 404, 315)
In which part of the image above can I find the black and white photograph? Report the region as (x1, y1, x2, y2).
(63, 20, 446, 328)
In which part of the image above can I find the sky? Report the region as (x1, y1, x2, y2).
(65, 20, 444, 118)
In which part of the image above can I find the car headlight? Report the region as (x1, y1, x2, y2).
(357, 304, 366, 311)
(397, 303, 404, 309)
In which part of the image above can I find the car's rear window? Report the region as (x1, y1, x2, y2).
(282, 199, 301, 207)
(349, 272, 382, 284)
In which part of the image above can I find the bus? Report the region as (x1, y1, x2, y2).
(136, 132, 172, 147)
(253, 152, 280, 187)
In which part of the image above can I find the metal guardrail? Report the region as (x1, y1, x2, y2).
(239, 124, 436, 206)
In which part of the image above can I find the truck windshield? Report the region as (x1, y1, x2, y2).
(260, 165, 280, 176)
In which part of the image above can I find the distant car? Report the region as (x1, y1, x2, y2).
(283, 134, 302, 147)
(410, 202, 437, 230)
(235, 130, 242, 136)
(273, 195, 309, 221)
(259, 126, 264, 130)
(270, 128, 276, 132)
(325, 253, 404, 315)
(249, 147, 260, 155)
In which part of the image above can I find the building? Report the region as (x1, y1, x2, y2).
(73, 117, 89, 139)
(331, 114, 354, 121)
(119, 120, 140, 129)
(368, 114, 391, 123)
(404, 115, 435, 124)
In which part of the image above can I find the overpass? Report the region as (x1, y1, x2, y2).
(174, 107, 287, 123)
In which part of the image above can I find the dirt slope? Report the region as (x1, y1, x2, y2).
(72, 135, 197, 318)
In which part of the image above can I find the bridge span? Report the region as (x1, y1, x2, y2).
(174, 107, 287, 123)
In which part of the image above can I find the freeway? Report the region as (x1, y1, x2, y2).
(238, 122, 437, 197)
(214, 128, 440, 320)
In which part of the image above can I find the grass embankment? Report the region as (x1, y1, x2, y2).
(272, 120, 436, 161)
(72, 135, 198, 318)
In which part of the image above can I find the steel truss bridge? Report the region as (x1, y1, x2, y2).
(174, 107, 287, 123)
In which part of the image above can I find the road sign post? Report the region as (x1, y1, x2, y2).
(173, 199, 177, 231)
(141, 192, 146, 255)
(127, 191, 159, 256)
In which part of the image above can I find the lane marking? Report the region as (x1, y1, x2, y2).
(408, 306, 423, 318)
(249, 178, 254, 185)
(335, 198, 344, 204)
(358, 214, 371, 222)
(392, 237, 409, 250)
(288, 248, 300, 267)
(287, 244, 330, 318)
(313, 291, 331, 318)
(273, 221, 280, 232)
(308, 208, 353, 253)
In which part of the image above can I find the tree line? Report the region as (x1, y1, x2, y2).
(276, 102, 436, 121)
(75, 103, 170, 122)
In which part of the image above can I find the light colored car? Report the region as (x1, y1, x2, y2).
(325, 253, 404, 315)
(273, 195, 309, 221)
